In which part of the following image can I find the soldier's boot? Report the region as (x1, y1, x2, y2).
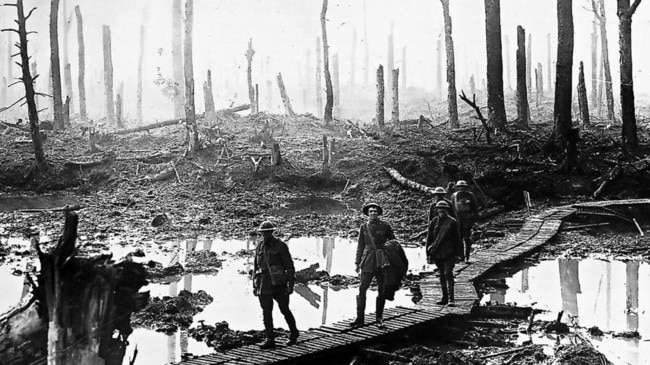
(436, 277, 449, 305)
(259, 315, 275, 349)
(465, 239, 473, 262)
(349, 295, 366, 327)
(376, 297, 386, 329)
(447, 278, 456, 307)
(284, 311, 299, 345)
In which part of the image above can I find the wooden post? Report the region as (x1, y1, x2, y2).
(391, 68, 399, 125)
(74, 5, 87, 119)
(516, 25, 530, 127)
(172, 0, 185, 118)
(316, 37, 323, 113)
(376, 65, 384, 127)
(246, 38, 257, 113)
(333, 53, 340, 118)
(276, 72, 295, 117)
(184, 0, 198, 154)
(577, 61, 590, 128)
(321, 0, 333, 125)
(137, 21, 144, 123)
(50, 0, 65, 129)
(102, 25, 115, 125)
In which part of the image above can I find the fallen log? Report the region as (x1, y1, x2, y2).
(560, 222, 610, 231)
(360, 348, 410, 363)
(114, 118, 184, 135)
(1, 121, 29, 132)
(480, 345, 535, 359)
(593, 165, 622, 198)
(17, 204, 83, 213)
(215, 103, 250, 114)
(65, 156, 113, 168)
(383, 166, 439, 196)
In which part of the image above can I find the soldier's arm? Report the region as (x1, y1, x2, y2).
(387, 222, 396, 240)
(355, 225, 365, 266)
(281, 242, 296, 282)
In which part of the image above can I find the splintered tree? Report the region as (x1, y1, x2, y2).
(590, 20, 598, 106)
(246, 38, 257, 113)
(137, 21, 144, 123)
(321, 0, 333, 125)
(102, 25, 115, 124)
(617, 0, 643, 151)
(516, 26, 530, 127)
(3, 0, 47, 172)
(203, 69, 215, 117)
(62, 0, 72, 115)
(554, 0, 577, 172)
(184, 0, 198, 154)
(376, 65, 385, 127)
(484, 0, 507, 131)
(50, 0, 64, 129)
(440, 0, 458, 128)
(74, 5, 86, 119)
(577, 61, 590, 128)
(316, 37, 323, 113)
(591, 0, 615, 123)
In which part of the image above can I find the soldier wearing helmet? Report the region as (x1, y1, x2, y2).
(424, 200, 463, 306)
(427, 186, 457, 223)
(350, 202, 396, 328)
(253, 221, 299, 349)
(451, 180, 480, 262)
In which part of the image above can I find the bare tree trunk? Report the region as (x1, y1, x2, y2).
(590, 20, 598, 106)
(505, 35, 512, 90)
(333, 53, 341, 118)
(74, 5, 86, 119)
(376, 65, 384, 127)
(115, 93, 123, 127)
(350, 29, 356, 88)
(321, 0, 333, 125)
(387, 24, 394, 113)
(537, 62, 544, 96)
(50, 0, 64, 129)
(618, 0, 641, 151)
(592, 0, 615, 122)
(246, 38, 257, 113)
(516, 25, 530, 127)
(203, 69, 215, 117)
(13, 0, 47, 172)
(484, 0, 507, 131)
(316, 37, 323, 113)
(172, 0, 184, 119)
(31, 61, 39, 110)
(402, 47, 407, 89)
(137, 21, 144, 123)
(578, 61, 590, 127)
(597, 46, 604, 117)
(62, 0, 72, 115)
(184, 0, 198, 154)
(276, 73, 295, 117)
(555, 0, 577, 171)
(363, 0, 369, 86)
(102, 25, 115, 125)
(526, 33, 532, 93)
(322, 135, 330, 178)
(436, 34, 443, 100)
(470, 75, 476, 96)
(547, 33, 552, 92)
(391, 68, 399, 125)
(440, 0, 459, 128)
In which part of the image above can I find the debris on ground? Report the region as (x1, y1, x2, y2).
(185, 250, 223, 273)
(188, 321, 266, 350)
(131, 289, 213, 333)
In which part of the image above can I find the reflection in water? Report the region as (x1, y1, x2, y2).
(482, 258, 648, 365)
(558, 259, 580, 318)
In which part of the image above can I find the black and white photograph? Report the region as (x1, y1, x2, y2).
(1, 0, 650, 364)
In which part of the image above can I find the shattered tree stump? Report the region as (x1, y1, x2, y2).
(276, 72, 295, 118)
(0, 211, 149, 365)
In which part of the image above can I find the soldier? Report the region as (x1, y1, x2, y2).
(427, 186, 457, 223)
(425, 200, 463, 306)
(350, 203, 396, 328)
(451, 180, 480, 262)
(252, 221, 299, 349)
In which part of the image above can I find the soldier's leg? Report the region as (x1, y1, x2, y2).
(444, 258, 456, 306)
(350, 272, 372, 326)
(375, 270, 386, 327)
(275, 293, 299, 344)
(258, 295, 275, 348)
(434, 258, 448, 304)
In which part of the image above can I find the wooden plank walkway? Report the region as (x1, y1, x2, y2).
(180, 200, 648, 365)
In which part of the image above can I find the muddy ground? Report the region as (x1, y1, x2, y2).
(1, 97, 649, 364)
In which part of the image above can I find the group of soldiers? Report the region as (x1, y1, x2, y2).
(251, 180, 480, 349)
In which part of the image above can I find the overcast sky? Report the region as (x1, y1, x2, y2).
(1, 0, 649, 122)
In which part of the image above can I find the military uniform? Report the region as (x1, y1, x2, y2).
(451, 189, 479, 260)
(426, 213, 463, 305)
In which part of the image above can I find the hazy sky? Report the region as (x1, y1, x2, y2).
(1, 0, 649, 122)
